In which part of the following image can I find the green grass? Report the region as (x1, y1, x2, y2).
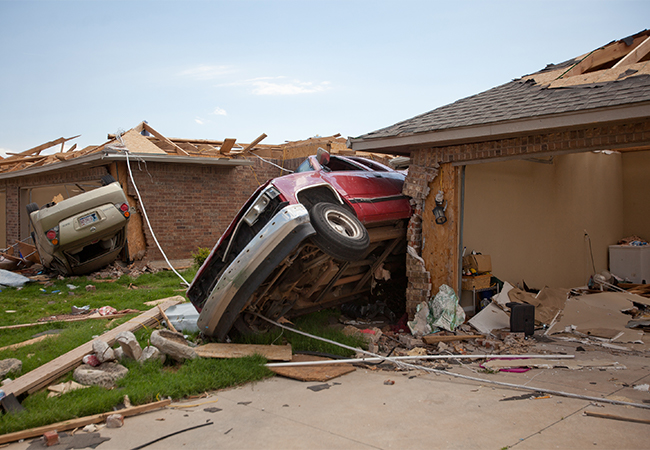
(0, 270, 363, 435)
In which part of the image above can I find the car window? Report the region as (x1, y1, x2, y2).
(326, 156, 366, 172)
(294, 158, 314, 173)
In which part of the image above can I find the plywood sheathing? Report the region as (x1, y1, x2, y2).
(421, 163, 461, 294)
(119, 129, 167, 155)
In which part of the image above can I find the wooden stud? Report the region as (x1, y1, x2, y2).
(613, 35, 650, 68)
(242, 133, 268, 153)
(194, 343, 292, 361)
(141, 122, 190, 156)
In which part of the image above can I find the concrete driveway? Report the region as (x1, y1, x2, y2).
(9, 341, 650, 449)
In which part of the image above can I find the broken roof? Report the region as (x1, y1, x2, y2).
(0, 122, 363, 180)
(349, 29, 650, 154)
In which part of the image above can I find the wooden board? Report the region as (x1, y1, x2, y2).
(0, 333, 58, 352)
(422, 334, 484, 344)
(194, 343, 292, 361)
(220, 138, 236, 154)
(422, 163, 461, 293)
(268, 354, 355, 382)
(0, 399, 171, 445)
(0, 311, 139, 330)
(2, 297, 182, 397)
(120, 128, 168, 154)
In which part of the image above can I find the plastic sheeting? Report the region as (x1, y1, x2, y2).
(0, 269, 31, 288)
(408, 284, 465, 336)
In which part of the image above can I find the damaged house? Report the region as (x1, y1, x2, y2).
(0, 121, 386, 269)
(349, 29, 650, 317)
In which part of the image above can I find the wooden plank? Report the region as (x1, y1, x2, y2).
(219, 138, 236, 154)
(4, 135, 80, 160)
(194, 343, 292, 361)
(158, 304, 178, 333)
(0, 334, 58, 352)
(142, 122, 190, 156)
(0, 399, 171, 445)
(0, 311, 139, 330)
(0, 155, 49, 166)
(613, 35, 650, 68)
(268, 354, 355, 381)
(422, 334, 484, 344)
(2, 297, 182, 397)
(584, 411, 650, 425)
(242, 133, 268, 153)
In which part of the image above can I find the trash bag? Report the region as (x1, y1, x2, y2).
(407, 284, 465, 336)
(0, 269, 31, 288)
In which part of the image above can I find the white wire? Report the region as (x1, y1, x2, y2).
(123, 150, 190, 287)
(251, 152, 293, 173)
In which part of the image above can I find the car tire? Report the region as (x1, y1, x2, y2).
(309, 202, 369, 261)
(101, 174, 116, 186)
(26, 202, 39, 215)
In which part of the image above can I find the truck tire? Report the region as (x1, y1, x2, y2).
(26, 202, 39, 215)
(101, 174, 116, 186)
(309, 202, 369, 261)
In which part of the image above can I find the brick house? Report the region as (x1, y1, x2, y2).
(348, 30, 650, 316)
(0, 122, 358, 263)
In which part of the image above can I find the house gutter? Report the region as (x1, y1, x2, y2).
(348, 102, 650, 153)
(0, 150, 253, 181)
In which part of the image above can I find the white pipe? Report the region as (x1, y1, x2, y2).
(266, 354, 575, 367)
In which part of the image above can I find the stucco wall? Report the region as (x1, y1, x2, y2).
(622, 150, 650, 241)
(463, 151, 624, 289)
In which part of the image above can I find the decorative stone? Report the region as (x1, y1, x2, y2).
(138, 346, 166, 364)
(92, 339, 115, 363)
(73, 362, 128, 389)
(0, 358, 22, 378)
(150, 330, 197, 361)
(116, 331, 142, 361)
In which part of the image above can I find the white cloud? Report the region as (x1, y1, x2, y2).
(251, 80, 330, 95)
(222, 77, 331, 96)
(211, 107, 227, 116)
(180, 65, 235, 80)
(0, 148, 10, 158)
(195, 117, 206, 125)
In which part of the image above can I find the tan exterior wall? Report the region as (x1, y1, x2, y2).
(622, 150, 650, 241)
(463, 152, 624, 289)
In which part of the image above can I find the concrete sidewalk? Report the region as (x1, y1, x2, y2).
(9, 341, 650, 449)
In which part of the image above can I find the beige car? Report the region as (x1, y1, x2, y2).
(27, 175, 131, 275)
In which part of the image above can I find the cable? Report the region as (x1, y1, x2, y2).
(250, 151, 293, 173)
(130, 421, 213, 450)
(254, 313, 650, 410)
(114, 131, 190, 287)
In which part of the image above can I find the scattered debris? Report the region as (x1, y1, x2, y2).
(269, 354, 355, 382)
(105, 413, 124, 428)
(0, 358, 22, 378)
(194, 343, 292, 361)
(150, 330, 197, 361)
(47, 381, 89, 398)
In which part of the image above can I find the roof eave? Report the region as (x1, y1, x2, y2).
(349, 102, 650, 154)
(0, 150, 253, 181)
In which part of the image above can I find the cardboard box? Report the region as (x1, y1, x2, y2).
(461, 274, 491, 290)
(462, 254, 492, 273)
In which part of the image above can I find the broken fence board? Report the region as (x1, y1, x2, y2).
(268, 354, 355, 382)
(194, 343, 292, 361)
(422, 334, 484, 344)
(2, 297, 182, 397)
(0, 399, 171, 445)
(0, 333, 58, 352)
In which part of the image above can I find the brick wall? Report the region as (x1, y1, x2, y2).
(401, 118, 650, 317)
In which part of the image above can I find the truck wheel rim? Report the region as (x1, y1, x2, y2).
(325, 209, 362, 239)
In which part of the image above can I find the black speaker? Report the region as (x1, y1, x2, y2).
(506, 302, 535, 336)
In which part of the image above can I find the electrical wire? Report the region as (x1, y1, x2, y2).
(254, 313, 650, 410)
(114, 131, 190, 287)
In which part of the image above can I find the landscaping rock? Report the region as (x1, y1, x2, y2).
(92, 339, 115, 363)
(73, 362, 128, 389)
(0, 358, 22, 378)
(116, 331, 142, 361)
(139, 346, 166, 364)
(114, 347, 124, 361)
(150, 329, 197, 361)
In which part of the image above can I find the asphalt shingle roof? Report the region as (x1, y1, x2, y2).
(355, 72, 650, 141)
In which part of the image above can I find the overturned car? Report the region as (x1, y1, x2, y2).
(187, 149, 412, 340)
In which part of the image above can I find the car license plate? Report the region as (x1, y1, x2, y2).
(79, 212, 99, 227)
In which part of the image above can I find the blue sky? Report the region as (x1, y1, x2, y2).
(0, 0, 648, 155)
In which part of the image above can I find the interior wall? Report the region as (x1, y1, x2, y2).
(621, 150, 650, 240)
(463, 152, 624, 289)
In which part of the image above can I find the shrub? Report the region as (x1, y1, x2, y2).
(192, 247, 211, 267)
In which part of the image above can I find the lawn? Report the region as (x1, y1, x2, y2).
(0, 267, 365, 434)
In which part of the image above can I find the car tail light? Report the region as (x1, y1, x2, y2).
(117, 203, 130, 218)
(46, 227, 59, 246)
